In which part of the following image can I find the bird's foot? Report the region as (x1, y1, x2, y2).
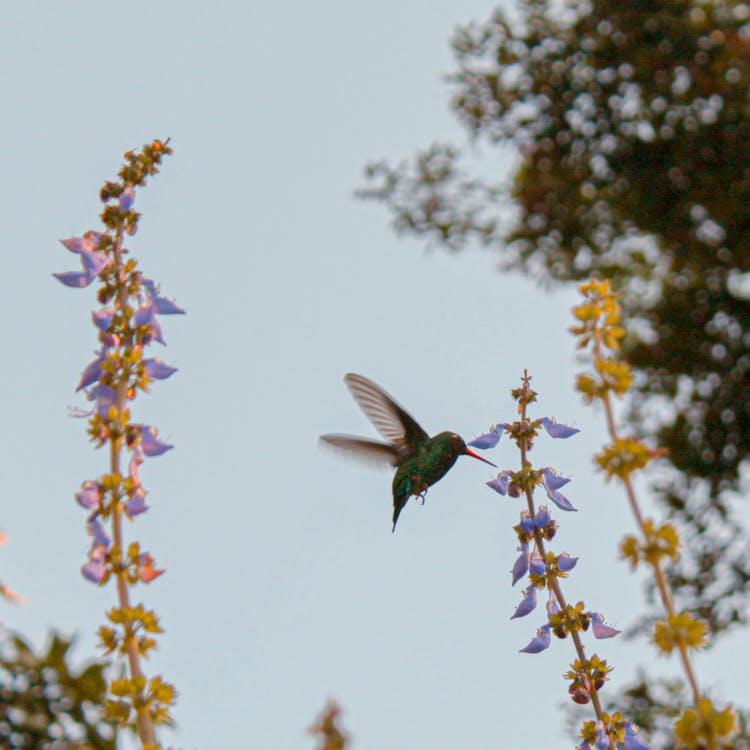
(418, 491, 427, 506)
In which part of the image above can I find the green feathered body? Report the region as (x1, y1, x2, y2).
(391, 431, 467, 529)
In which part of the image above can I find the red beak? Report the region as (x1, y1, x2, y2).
(465, 448, 497, 467)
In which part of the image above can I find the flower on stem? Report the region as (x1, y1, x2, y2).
(82, 546, 108, 584)
(538, 417, 580, 439)
(623, 721, 649, 750)
(541, 468, 577, 511)
(140, 425, 173, 457)
(75, 480, 100, 510)
(144, 358, 177, 380)
(512, 544, 529, 585)
(54, 232, 111, 288)
(468, 424, 505, 449)
(520, 624, 551, 654)
(143, 278, 186, 316)
(511, 585, 538, 619)
(589, 612, 621, 639)
(77, 351, 106, 391)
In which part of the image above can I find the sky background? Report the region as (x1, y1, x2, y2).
(3, 2, 749, 749)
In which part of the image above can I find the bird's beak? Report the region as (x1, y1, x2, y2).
(465, 448, 497, 467)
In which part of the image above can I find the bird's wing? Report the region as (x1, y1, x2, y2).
(319, 434, 400, 467)
(344, 373, 429, 456)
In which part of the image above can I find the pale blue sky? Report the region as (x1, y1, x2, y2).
(2, 2, 747, 748)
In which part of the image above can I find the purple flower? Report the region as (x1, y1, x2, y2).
(77, 352, 105, 391)
(88, 385, 116, 417)
(134, 304, 166, 345)
(144, 358, 178, 380)
(119, 187, 135, 211)
(125, 488, 148, 517)
(623, 722, 649, 750)
(92, 308, 114, 332)
(589, 612, 621, 639)
(534, 506, 552, 528)
(539, 417, 580, 439)
(511, 545, 529, 585)
(487, 471, 511, 495)
(82, 546, 107, 583)
(141, 425, 173, 457)
(54, 233, 110, 289)
(468, 424, 504, 449)
(88, 517, 111, 550)
(75, 481, 100, 510)
(529, 556, 546, 576)
(53, 270, 96, 288)
(143, 278, 185, 315)
(557, 553, 578, 573)
(518, 511, 535, 536)
(594, 722, 611, 749)
(511, 585, 538, 619)
(541, 468, 577, 511)
(520, 624, 551, 654)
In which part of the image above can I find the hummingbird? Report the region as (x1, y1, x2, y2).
(320, 373, 496, 531)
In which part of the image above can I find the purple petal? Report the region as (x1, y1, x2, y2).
(143, 278, 185, 315)
(468, 426, 502, 449)
(75, 481, 100, 510)
(557, 553, 578, 572)
(144, 358, 178, 379)
(119, 187, 135, 211)
(153, 296, 185, 315)
(133, 304, 154, 327)
(595, 724, 611, 750)
(546, 595, 560, 616)
(53, 270, 94, 288)
(82, 549, 107, 583)
(89, 385, 116, 416)
(88, 518, 111, 549)
(519, 511, 535, 535)
(81, 250, 109, 276)
(541, 468, 570, 491)
(623, 722, 649, 750)
(125, 488, 148, 517)
(534, 506, 552, 528)
(76, 355, 104, 391)
(60, 233, 100, 254)
(60, 237, 86, 253)
(511, 547, 529, 586)
(92, 308, 114, 332)
(590, 612, 621, 639)
(529, 557, 546, 576)
(547, 490, 577, 512)
(141, 425, 173, 457)
(511, 586, 537, 619)
(520, 624, 551, 654)
(487, 472, 511, 495)
(539, 417, 580, 439)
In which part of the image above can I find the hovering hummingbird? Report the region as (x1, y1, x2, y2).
(320, 373, 496, 531)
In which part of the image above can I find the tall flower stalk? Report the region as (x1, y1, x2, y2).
(55, 140, 182, 749)
(573, 279, 735, 749)
(471, 376, 646, 750)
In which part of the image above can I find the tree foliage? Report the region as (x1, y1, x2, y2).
(361, 0, 750, 638)
(0, 630, 115, 749)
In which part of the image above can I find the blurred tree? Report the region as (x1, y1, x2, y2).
(360, 0, 750, 639)
(0, 630, 115, 749)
